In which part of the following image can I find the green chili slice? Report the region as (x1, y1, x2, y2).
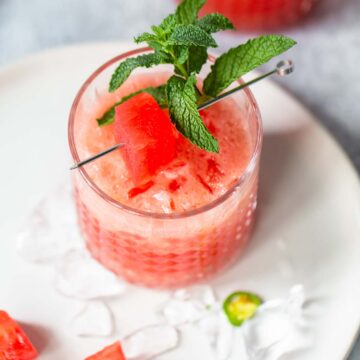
(223, 291, 263, 326)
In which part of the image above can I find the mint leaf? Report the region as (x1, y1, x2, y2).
(109, 53, 162, 92)
(175, 0, 206, 25)
(174, 45, 190, 65)
(136, 15, 177, 52)
(186, 46, 208, 74)
(167, 74, 219, 152)
(169, 24, 217, 48)
(196, 13, 235, 33)
(97, 85, 167, 126)
(134, 32, 158, 44)
(204, 35, 296, 97)
(97, 107, 117, 127)
(143, 85, 168, 107)
(152, 14, 177, 36)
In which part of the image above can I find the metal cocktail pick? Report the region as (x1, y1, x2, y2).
(70, 60, 294, 170)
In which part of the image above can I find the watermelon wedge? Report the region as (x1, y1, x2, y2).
(0, 311, 38, 360)
(114, 93, 176, 185)
(85, 341, 126, 360)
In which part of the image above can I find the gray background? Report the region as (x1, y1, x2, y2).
(0, 0, 359, 358)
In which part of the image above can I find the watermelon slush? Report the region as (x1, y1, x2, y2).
(69, 48, 262, 288)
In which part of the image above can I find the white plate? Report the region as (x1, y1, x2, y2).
(0, 43, 359, 359)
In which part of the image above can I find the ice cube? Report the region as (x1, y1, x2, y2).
(162, 298, 204, 326)
(55, 249, 127, 300)
(287, 284, 306, 323)
(215, 314, 235, 360)
(197, 313, 219, 348)
(122, 324, 179, 359)
(174, 286, 217, 307)
(197, 313, 234, 360)
(161, 286, 218, 326)
(17, 183, 83, 263)
(70, 302, 113, 337)
(152, 191, 172, 213)
(243, 284, 311, 360)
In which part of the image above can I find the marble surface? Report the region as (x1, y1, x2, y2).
(0, 0, 359, 358)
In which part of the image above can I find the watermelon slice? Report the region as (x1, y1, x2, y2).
(114, 93, 177, 185)
(85, 341, 126, 360)
(0, 311, 38, 360)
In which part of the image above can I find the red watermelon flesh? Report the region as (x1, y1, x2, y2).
(0, 311, 38, 360)
(114, 93, 177, 185)
(85, 341, 126, 360)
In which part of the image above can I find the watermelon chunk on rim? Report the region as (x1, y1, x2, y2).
(114, 92, 177, 185)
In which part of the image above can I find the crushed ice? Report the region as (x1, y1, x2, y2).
(161, 285, 234, 359)
(17, 183, 83, 263)
(198, 312, 234, 360)
(161, 285, 218, 326)
(160, 284, 311, 360)
(55, 249, 127, 300)
(122, 324, 179, 359)
(70, 302, 114, 337)
(243, 284, 311, 360)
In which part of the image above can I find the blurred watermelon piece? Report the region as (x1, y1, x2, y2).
(114, 93, 176, 185)
(199, 0, 316, 30)
(85, 341, 126, 360)
(0, 311, 38, 360)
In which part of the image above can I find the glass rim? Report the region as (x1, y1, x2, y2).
(68, 47, 263, 220)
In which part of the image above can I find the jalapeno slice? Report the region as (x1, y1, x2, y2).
(223, 291, 263, 326)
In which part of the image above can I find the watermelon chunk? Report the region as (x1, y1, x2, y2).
(115, 93, 176, 185)
(85, 341, 126, 360)
(0, 311, 38, 360)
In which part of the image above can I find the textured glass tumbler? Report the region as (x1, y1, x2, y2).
(68, 48, 263, 288)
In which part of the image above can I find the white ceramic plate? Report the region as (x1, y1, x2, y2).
(0, 43, 359, 359)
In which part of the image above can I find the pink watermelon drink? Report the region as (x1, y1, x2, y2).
(69, 49, 261, 288)
(68, 0, 295, 288)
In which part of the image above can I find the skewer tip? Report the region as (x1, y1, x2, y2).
(276, 60, 294, 76)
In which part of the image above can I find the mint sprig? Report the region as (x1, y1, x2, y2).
(167, 74, 219, 153)
(100, 0, 296, 153)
